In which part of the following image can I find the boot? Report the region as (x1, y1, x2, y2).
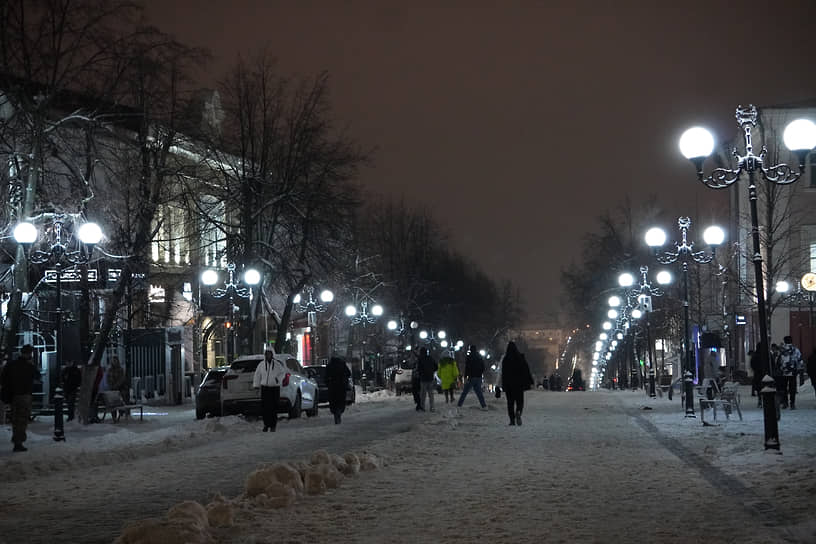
(334, 413, 341, 424)
(12, 443, 26, 452)
(516, 411, 522, 426)
(509, 418, 516, 426)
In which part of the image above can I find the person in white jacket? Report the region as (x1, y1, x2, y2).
(253, 348, 285, 432)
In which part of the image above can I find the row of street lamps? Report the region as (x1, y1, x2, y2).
(593, 106, 816, 453)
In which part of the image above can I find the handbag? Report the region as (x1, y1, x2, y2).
(495, 386, 502, 399)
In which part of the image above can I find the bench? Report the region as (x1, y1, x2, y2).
(99, 391, 144, 423)
(699, 381, 742, 425)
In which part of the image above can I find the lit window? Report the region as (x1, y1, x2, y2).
(149, 285, 166, 303)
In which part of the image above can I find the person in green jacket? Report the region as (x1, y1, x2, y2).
(438, 350, 460, 404)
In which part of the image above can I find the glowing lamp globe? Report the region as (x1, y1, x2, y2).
(293, 294, 302, 304)
(656, 270, 672, 285)
(608, 295, 621, 307)
(244, 268, 261, 285)
(320, 289, 334, 303)
(783, 119, 816, 152)
(703, 226, 725, 246)
(679, 127, 715, 159)
(387, 320, 398, 330)
(371, 304, 384, 316)
(776, 280, 790, 293)
(345, 304, 357, 317)
(78, 222, 103, 244)
(618, 272, 635, 288)
(13, 222, 38, 244)
(201, 269, 218, 286)
(645, 227, 667, 248)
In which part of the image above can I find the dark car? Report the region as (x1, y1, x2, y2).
(304, 365, 356, 406)
(196, 367, 228, 419)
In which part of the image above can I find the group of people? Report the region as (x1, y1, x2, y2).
(750, 335, 816, 410)
(408, 341, 534, 426)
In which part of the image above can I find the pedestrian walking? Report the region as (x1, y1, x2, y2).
(457, 345, 487, 409)
(806, 349, 816, 399)
(0, 345, 39, 452)
(416, 347, 438, 412)
(749, 343, 766, 408)
(326, 356, 351, 424)
(438, 350, 459, 404)
(500, 341, 534, 426)
(411, 356, 423, 411)
(777, 336, 803, 410)
(61, 360, 82, 422)
(252, 348, 285, 432)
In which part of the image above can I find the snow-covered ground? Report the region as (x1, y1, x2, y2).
(1, 384, 815, 543)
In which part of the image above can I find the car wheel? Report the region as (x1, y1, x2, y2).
(307, 393, 319, 417)
(288, 393, 302, 419)
(195, 407, 205, 420)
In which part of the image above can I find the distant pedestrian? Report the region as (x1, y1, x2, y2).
(416, 347, 438, 412)
(806, 349, 816, 399)
(412, 356, 422, 411)
(326, 356, 351, 424)
(777, 336, 803, 410)
(61, 360, 82, 422)
(438, 350, 459, 404)
(0, 345, 39, 452)
(457, 345, 487, 410)
(253, 348, 285, 432)
(500, 341, 534, 426)
(749, 343, 766, 408)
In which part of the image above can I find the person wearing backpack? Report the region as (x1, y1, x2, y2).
(778, 336, 803, 410)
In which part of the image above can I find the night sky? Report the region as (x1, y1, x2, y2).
(144, 0, 816, 321)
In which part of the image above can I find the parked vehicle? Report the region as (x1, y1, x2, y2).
(221, 354, 319, 418)
(195, 367, 228, 419)
(304, 365, 356, 406)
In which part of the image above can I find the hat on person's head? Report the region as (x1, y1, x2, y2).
(443, 350, 454, 359)
(468, 344, 477, 353)
(264, 343, 276, 354)
(419, 347, 429, 356)
(784, 336, 793, 344)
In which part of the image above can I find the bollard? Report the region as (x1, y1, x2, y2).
(53, 386, 65, 442)
(683, 370, 696, 418)
(760, 374, 780, 450)
(648, 368, 656, 398)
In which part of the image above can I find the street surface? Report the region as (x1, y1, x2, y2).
(1, 388, 815, 543)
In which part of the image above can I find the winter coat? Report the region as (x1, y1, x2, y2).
(416, 354, 438, 382)
(325, 358, 351, 406)
(1, 356, 39, 398)
(253, 356, 286, 388)
(61, 365, 82, 394)
(807, 351, 816, 379)
(464, 353, 485, 379)
(501, 350, 534, 391)
(437, 357, 459, 390)
(777, 344, 803, 376)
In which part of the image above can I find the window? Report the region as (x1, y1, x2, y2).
(804, 225, 816, 273)
(200, 195, 226, 267)
(151, 205, 191, 265)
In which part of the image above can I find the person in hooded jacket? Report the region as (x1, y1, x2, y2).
(457, 345, 487, 409)
(253, 348, 286, 432)
(326, 356, 351, 424)
(437, 350, 459, 404)
(500, 341, 534, 426)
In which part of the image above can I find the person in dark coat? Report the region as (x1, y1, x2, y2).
(457, 345, 487, 409)
(806, 349, 816, 399)
(0, 345, 39, 452)
(326, 356, 351, 424)
(411, 354, 422, 411)
(61, 360, 82, 422)
(416, 347, 438, 412)
(500, 341, 534, 426)
(749, 343, 766, 407)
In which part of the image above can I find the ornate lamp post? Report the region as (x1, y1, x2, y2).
(679, 106, 816, 449)
(14, 215, 103, 441)
(293, 286, 334, 364)
(201, 263, 261, 362)
(645, 217, 724, 418)
(619, 267, 672, 398)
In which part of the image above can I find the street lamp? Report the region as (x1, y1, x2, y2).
(620, 266, 671, 398)
(293, 286, 334, 364)
(646, 217, 723, 418)
(201, 262, 260, 362)
(14, 215, 103, 441)
(680, 106, 816, 450)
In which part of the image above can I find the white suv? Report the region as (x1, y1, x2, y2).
(221, 353, 319, 418)
(393, 363, 414, 395)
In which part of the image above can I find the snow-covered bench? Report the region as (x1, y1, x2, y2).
(98, 391, 144, 423)
(699, 381, 742, 424)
